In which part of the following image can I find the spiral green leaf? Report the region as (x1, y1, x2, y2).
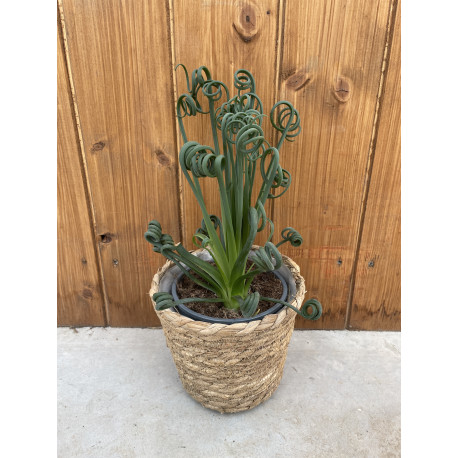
(276, 227, 303, 248)
(300, 298, 323, 320)
(152, 292, 176, 311)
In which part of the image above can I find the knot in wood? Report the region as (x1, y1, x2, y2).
(155, 149, 172, 167)
(99, 233, 114, 244)
(90, 141, 105, 153)
(233, 2, 259, 43)
(333, 76, 352, 103)
(82, 288, 93, 299)
(285, 69, 312, 91)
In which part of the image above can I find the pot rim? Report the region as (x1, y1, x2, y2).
(150, 246, 306, 336)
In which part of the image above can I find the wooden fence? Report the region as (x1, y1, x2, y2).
(57, 0, 400, 330)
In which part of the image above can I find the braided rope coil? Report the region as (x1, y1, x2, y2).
(149, 249, 306, 413)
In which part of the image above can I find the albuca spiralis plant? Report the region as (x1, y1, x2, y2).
(145, 65, 322, 321)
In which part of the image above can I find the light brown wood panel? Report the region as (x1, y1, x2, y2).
(276, 0, 394, 329)
(172, 0, 283, 248)
(58, 21, 106, 326)
(59, 0, 181, 326)
(349, 2, 400, 330)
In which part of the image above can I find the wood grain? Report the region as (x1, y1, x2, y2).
(171, 0, 282, 248)
(56, 0, 401, 329)
(349, 2, 400, 330)
(59, 0, 181, 326)
(276, 0, 394, 329)
(57, 21, 106, 326)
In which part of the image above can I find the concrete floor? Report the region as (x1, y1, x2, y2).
(57, 328, 400, 458)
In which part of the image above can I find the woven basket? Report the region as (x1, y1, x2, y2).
(149, 251, 306, 413)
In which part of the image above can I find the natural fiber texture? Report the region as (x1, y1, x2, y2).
(149, 250, 306, 413)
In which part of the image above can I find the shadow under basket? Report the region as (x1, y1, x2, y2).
(149, 248, 306, 414)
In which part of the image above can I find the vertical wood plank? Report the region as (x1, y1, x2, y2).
(349, 2, 400, 330)
(276, 0, 394, 328)
(171, 0, 283, 247)
(57, 21, 106, 326)
(60, 0, 181, 326)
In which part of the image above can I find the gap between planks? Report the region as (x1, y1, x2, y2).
(270, 0, 287, 230)
(166, 0, 186, 245)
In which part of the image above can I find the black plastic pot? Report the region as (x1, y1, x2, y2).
(171, 269, 289, 324)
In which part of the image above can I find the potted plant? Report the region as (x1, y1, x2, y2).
(145, 65, 322, 413)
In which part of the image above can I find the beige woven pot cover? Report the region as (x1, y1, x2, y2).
(150, 252, 306, 414)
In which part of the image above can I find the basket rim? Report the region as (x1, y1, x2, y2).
(149, 246, 306, 337)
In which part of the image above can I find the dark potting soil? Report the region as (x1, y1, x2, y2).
(176, 262, 284, 319)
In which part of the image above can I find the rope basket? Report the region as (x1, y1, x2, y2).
(149, 251, 306, 413)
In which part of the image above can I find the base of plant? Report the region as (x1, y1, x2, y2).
(178, 263, 284, 317)
(158, 248, 296, 324)
(173, 268, 288, 323)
